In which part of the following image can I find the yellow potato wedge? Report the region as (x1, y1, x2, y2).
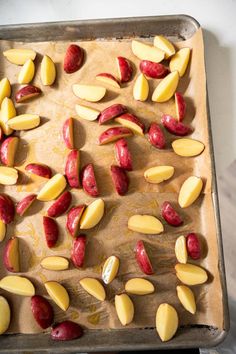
(170, 48, 191, 77)
(80, 278, 106, 301)
(37, 173, 67, 201)
(125, 278, 154, 295)
(128, 214, 164, 234)
(45, 281, 69, 311)
(144, 166, 174, 184)
(177, 285, 196, 314)
(175, 263, 208, 285)
(115, 294, 134, 326)
(175, 235, 188, 264)
(156, 303, 178, 342)
(172, 138, 205, 157)
(0, 276, 35, 296)
(178, 176, 203, 208)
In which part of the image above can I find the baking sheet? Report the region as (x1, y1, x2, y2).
(0, 27, 223, 334)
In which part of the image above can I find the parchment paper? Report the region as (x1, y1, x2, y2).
(0, 28, 224, 333)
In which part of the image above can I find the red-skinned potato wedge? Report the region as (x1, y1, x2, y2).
(0, 137, 19, 167)
(64, 44, 84, 74)
(98, 127, 133, 145)
(148, 122, 166, 149)
(96, 73, 120, 88)
(0, 127, 3, 142)
(25, 163, 52, 179)
(47, 191, 72, 218)
(71, 234, 86, 268)
(116, 56, 133, 82)
(140, 60, 169, 79)
(16, 194, 37, 216)
(161, 114, 192, 136)
(65, 149, 80, 188)
(115, 113, 145, 136)
(161, 201, 183, 226)
(98, 103, 127, 125)
(15, 85, 41, 103)
(43, 216, 59, 248)
(81, 163, 99, 197)
(134, 240, 154, 275)
(175, 92, 186, 121)
(62, 118, 74, 149)
(115, 138, 132, 171)
(0, 194, 15, 224)
(110, 165, 129, 196)
(3, 237, 20, 273)
(31, 295, 54, 329)
(51, 321, 83, 341)
(186, 233, 201, 260)
(66, 205, 85, 237)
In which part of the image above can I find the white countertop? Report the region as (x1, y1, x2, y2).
(0, 1, 235, 353)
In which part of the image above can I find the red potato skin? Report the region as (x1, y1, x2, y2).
(98, 103, 127, 125)
(3, 237, 19, 273)
(51, 320, 83, 341)
(31, 295, 54, 329)
(115, 138, 132, 171)
(186, 233, 201, 260)
(110, 165, 129, 196)
(115, 113, 145, 134)
(16, 194, 37, 216)
(25, 163, 52, 179)
(0, 137, 18, 166)
(0, 127, 4, 142)
(81, 163, 99, 197)
(63, 44, 84, 74)
(66, 205, 85, 237)
(117, 56, 133, 82)
(43, 216, 59, 248)
(71, 234, 86, 268)
(62, 118, 74, 149)
(148, 122, 166, 149)
(98, 127, 133, 145)
(15, 85, 41, 103)
(161, 201, 183, 226)
(161, 114, 192, 136)
(175, 92, 186, 121)
(0, 194, 15, 224)
(96, 73, 120, 85)
(140, 60, 169, 79)
(134, 240, 154, 275)
(65, 149, 80, 188)
(47, 191, 72, 218)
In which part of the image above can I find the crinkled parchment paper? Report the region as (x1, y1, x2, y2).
(0, 28, 223, 333)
